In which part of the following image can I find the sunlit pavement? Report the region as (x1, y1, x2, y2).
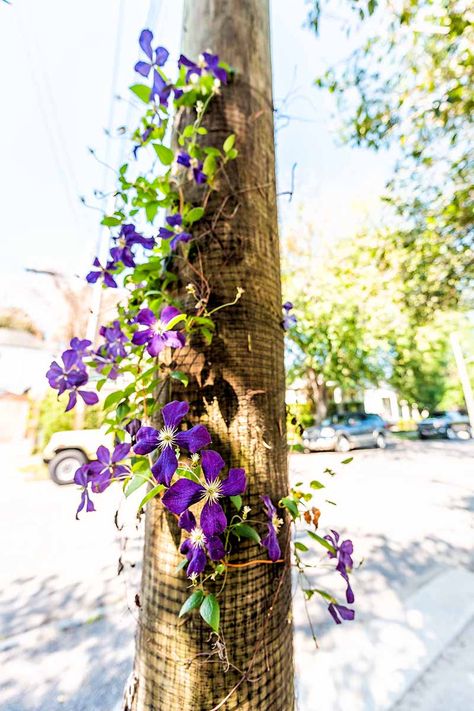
(1, 438, 473, 711)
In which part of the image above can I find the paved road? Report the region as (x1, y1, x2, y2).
(0, 438, 472, 710)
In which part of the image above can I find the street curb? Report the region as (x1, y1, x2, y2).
(295, 567, 474, 711)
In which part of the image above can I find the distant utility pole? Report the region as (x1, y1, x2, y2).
(128, 1, 294, 710)
(450, 332, 474, 426)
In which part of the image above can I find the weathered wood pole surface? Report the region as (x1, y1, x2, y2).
(130, 1, 294, 709)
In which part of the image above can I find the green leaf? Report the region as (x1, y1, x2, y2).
(200, 594, 220, 632)
(103, 390, 124, 409)
(341, 457, 353, 465)
(165, 313, 186, 330)
(233, 523, 261, 544)
(116, 402, 130, 421)
(170, 370, 189, 387)
(101, 215, 122, 227)
(137, 484, 164, 511)
(223, 134, 235, 153)
(230, 495, 242, 511)
(186, 207, 204, 223)
(203, 154, 217, 177)
(130, 83, 151, 103)
(179, 590, 204, 617)
(153, 144, 174, 166)
(176, 558, 188, 573)
(294, 541, 309, 552)
(226, 148, 238, 160)
(280, 496, 299, 520)
(125, 474, 148, 497)
(310, 480, 325, 490)
(306, 530, 336, 554)
(303, 588, 334, 603)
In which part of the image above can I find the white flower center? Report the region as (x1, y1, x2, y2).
(158, 425, 177, 450)
(189, 527, 206, 548)
(152, 320, 166, 335)
(201, 479, 222, 504)
(272, 514, 283, 534)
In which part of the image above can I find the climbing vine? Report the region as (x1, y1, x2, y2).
(46, 29, 355, 638)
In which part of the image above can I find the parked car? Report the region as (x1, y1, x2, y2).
(302, 413, 389, 453)
(42, 429, 113, 485)
(417, 411, 472, 440)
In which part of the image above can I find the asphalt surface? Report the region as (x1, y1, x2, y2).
(0, 437, 473, 711)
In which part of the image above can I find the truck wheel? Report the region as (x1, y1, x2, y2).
(48, 449, 87, 485)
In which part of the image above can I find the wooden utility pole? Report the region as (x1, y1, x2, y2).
(129, 2, 294, 709)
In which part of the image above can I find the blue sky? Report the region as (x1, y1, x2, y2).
(1, 0, 390, 290)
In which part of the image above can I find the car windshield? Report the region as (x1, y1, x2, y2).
(321, 414, 362, 426)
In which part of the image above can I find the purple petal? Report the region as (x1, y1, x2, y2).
(180, 539, 191, 555)
(214, 66, 227, 84)
(139, 29, 153, 60)
(65, 391, 77, 411)
(96, 445, 111, 465)
(160, 305, 182, 325)
(220, 468, 246, 496)
(86, 270, 100, 284)
(132, 329, 152, 346)
(170, 232, 192, 250)
(179, 509, 196, 532)
(62, 349, 77, 371)
(159, 227, 174, 239)
(206, 535, 225, 561)
(151, 446, 178, 487)
(162, 331, 186, 350)
(161, 400, 189, 429)
(136, 308, 156, 326)
(178, 54, 196, 69)
(187, 547, 207, 576)
(134, 60, 151, 77)
(74, 464, 90, 487)
(166, 213, 183, 228)
(112, 442, 131, 462)
(78, 390, 99, 406)
(346, 580, 355, 605)
(328, 603, 355, 624)
(200, 501, 227, 537)
(162, 478, 203, 515)
(200, 449, 225, 483)
(175, 424, 212, 454)
(261, 495, 277, 518)
(155, 46, 169, 66)
(147, 335, 166, 357)
(134, 426, 160, 455)
(103, 273, 118, 288)
(261, 526, 281, 561)
(88, 461, 106, 478)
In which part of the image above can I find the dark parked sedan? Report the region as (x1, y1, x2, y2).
(302, 413, 388, 453)
(417, 411, 472, 440)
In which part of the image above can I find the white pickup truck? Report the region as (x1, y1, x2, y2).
(42, 429, 114, 485)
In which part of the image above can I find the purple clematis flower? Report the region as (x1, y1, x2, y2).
(131, 305, 185, 357)
(162, 449, 246, 537)
(158, 213, 193, 250)
(110, 224, 155, 267)
(328, 602, 355, 625)
(135, 29, 169, 77)
(134, 400, 211, 486)
(179, 509, 225, 577)
(74, 464, 95, 519)
(86, 258, 118, 288)
(46, 350, 98, 411)
(88, 443, 131, 493)
(325, 529, 355, 604)
(282, 301, 297, 330)
(69, 337, 92, 365)
(178, 52, 227, 84)
(176, 151, 207, 184)
(261, 495, 283, 561)
(133, 125, 154, 159)
(99, 320, 128, 359)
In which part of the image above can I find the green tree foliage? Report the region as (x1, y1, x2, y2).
(309, 0, 474, 316)
(283, 225, 472, 415)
